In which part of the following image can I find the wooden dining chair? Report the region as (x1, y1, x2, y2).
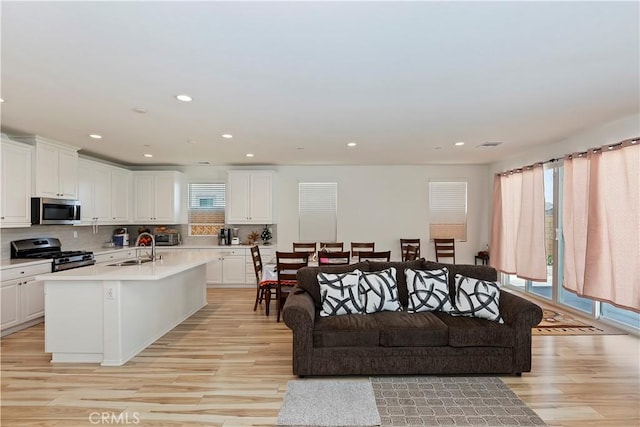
(292, 242, 317, 257)
(319, 242, 344, 252)
(400, 238, 421, 261)
(358, 250, 391, 262)
(251, 245, 275, 314)
(275, 251, 309, 322)
(317, 250, 350, 265)
(351, 242, 375, 259)
(434, 238, 456, 263)
(404, 245, 419, 261)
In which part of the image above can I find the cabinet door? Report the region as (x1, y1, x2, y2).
(249, 172, 273, 223)
(222, 255, 246, 284)
(35, 142, 60, 198)
(78, 160, 95, 222)
(134, 174, 155, 221)
(1, 141, 32, 227)
(154, 174, 176, 222)
(58, 148, 79, 199)
(200, 250, 222, 284)
(226, 172, 251, 223)
(93, 165, 111, 221)
(21, 279, 45, 321)
(111, 169, 130, 222)
(1, 280, 21, 330)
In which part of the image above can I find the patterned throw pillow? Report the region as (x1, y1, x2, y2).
(358, 268, 402, 314)
(317, 270, 363, 317)
(405, 268, 453, 313)
(452, 274, 504, 323)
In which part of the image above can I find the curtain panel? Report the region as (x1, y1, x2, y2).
(563, 140, 639, 312)
(490, 164, 547, 281)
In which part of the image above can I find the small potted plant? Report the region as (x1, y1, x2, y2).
(260, 225, 272, 245)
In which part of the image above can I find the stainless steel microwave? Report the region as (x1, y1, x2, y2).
(31, 197, 81, 225)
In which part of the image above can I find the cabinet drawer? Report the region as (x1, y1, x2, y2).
(1, 263, 51, 281)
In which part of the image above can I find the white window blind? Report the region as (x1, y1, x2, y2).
(429, 181, 467, 240)
(299, 182, 337, 243)
(188, 183, 225, 236)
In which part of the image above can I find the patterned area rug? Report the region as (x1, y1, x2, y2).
(533, 308, 605, 335)
(372, 376, 546, 426)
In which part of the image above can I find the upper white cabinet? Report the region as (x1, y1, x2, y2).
(226, 171, 274, 224)
(13, 135, 79, 199)
(133, 171, 186, 224)
(78, 158, 132, 225)
(1, 137, 33, 228)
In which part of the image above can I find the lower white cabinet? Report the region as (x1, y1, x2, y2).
(93, 249, 136, 265)
(1, 262, 51, 336)
(200, 248, 247, 287)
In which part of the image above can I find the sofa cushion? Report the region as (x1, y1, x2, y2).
(373, 311, 449, 347)
(405, 267, 453, 313)
(367, 260, 423, 308)
(297, 262, 370, 309)
(313, 314, 379, 347)
(318, 270, 364, 317)
(359, 268, 402, 314)
(452, 274, 503, 323)
(435, 312, 515, 348)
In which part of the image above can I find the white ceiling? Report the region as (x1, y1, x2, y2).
(1, 1, 638, 167)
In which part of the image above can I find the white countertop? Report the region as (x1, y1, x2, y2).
(0, 258, 53, 269)
(36, 250, 216, 281)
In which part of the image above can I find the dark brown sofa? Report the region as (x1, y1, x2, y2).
(282, 260, 543, 377)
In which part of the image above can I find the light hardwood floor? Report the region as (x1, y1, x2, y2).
(1, 288, 639, 426)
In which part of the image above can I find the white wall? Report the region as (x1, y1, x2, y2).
(179, 164, 491, 264)
(490, 114, 640, 174)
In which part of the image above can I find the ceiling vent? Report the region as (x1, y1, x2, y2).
(195, 161, 210, 165)
(479, 142, 503, 148)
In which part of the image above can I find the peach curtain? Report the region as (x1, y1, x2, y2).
(490, 165, 547, 281)
(563, 141, 639, 312)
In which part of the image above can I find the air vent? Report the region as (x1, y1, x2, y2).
(479, 142, 503, 148)
(195, 161, 210, 165)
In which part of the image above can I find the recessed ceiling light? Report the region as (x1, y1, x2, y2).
(347, 142, 357, 147)
(89, 134, 102, 139)
(0, 98, 4, 103)
(246, 153, 254, 158)
(143, 154, 153, 158)
(221, 134, 233, 139)
(455, 141, 465, 146)
(132, 107, 147, 114)
(175, 94, 192, 102)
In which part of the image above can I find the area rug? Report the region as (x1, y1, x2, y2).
(372, 376, 547, 426)
(277, 379, 381, 426)
(533, 308, 606, 335)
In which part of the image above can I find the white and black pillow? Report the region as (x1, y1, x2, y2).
(405, 268, 453, 313)
(317, 270, 363, 317)
(358, 268, 402, 314)
(452, 274, 503, 323)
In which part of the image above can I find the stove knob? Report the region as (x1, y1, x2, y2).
(62, 257, 70, 263)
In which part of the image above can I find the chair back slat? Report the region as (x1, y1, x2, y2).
(276, 251, 309, 281)
(319, 242, 344, 252)
(351, 242, 375, 258)
(317, 250, 350, 265)
(358, 250, 391, 262)
(434, 238, 456, 263)
(400, 238, 421, 261)
(250, 245, 263, 282)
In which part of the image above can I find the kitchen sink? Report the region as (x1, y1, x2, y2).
(107, 258, 154, 267)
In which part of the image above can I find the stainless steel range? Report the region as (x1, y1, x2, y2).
(11, 238, 95, 272)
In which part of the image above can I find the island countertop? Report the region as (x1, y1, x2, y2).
(36, 250, 216, 281)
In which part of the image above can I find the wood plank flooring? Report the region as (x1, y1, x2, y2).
(1, 288, 639, 426)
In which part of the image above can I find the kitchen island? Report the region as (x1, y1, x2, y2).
(37, 250, 215, 366)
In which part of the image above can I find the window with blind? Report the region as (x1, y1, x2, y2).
(188, 183, 225, 236)
(299, 182, 337, 243)
(429, 180, 467, 241)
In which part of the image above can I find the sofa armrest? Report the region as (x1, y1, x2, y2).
(282, 287, 316, 376)
(500, 290, 543, 327)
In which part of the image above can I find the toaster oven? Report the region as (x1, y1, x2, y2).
(154, 233, 181, 246)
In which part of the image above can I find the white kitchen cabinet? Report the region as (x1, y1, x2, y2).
(199, 248, 247, 287)
(12, 136, 80, 199)
(133, 171, 186, 224)
(78, 159, 131, 225)
(1, 262, 51, 337)
(93, 249, 136, 265)
(1, 138, 33, 228)
(226, 171, 274, 224)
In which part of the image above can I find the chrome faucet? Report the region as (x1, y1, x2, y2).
(135, 232, 156, 262)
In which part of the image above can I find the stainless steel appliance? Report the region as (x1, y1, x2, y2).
(219, 228, 232, 245)
(31, 197, 81, 225)
(154, 232, 181, 246)
(11, 237, 95, 272)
